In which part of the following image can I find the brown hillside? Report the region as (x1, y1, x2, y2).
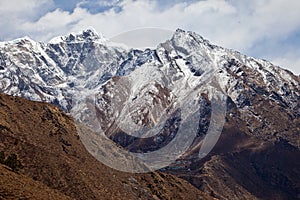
(0, 164, 72, 200)
(0, 93, 211, 200)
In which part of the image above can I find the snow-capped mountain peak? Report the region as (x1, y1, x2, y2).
(0, 28, 299, 150)
(49, 28, 105, 44)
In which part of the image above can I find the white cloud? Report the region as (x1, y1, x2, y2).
(0, 0, 51, 14)
(22, 8, 90, 41)
(0, 0, 53, 40)
(0, 0, 299, 74)
(272, 53, 300, 75)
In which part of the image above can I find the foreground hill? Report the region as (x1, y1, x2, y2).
(0, 93, 210, 200)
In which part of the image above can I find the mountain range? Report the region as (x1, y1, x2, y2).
(0, 28, 299, 199)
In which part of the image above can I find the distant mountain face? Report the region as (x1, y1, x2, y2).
(0, 28, 299, 199)
(0, 29, 298, 111)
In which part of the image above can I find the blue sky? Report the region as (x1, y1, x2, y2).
(0, 0, 299, 74)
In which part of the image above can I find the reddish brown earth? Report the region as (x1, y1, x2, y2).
(0, 164, 72, 200)
(0, 93, 211, 200)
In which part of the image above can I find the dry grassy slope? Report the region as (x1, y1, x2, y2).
(0, 164, 72, 200)
(0, 93, 212, 200)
